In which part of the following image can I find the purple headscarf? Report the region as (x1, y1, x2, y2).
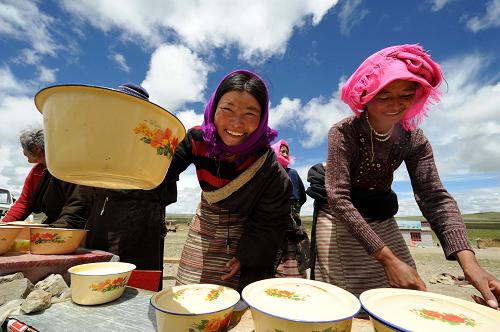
(201, 69, 277, 161)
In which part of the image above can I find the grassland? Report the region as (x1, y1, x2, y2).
(167, 211, 500, 244)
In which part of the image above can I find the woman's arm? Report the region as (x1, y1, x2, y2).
(404, 130, 471, 259)
(1, 164, 43, 222)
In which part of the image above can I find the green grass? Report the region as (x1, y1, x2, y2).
(166, 212, 500, 244)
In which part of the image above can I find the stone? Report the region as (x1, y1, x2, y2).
(0, 278, 33, 306)
(20, 289, 52, 314)
(0, 272, 24, 284)
(35, 274, 68, 297)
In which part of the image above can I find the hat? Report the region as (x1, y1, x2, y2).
(341, 44, 443, 130)
(118, 83, 149, 100)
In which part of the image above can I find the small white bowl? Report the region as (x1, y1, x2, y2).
(30, 227, 87, 255)
(150, 284, 240, 332)
(68, 262, 136, 305)
(360, 288, 500, 332)
(242, 278, 360, 332)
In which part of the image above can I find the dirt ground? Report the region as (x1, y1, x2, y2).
(162, 224, 500, 331)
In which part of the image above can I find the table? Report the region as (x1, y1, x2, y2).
(9, 287, 375, 332)
(10, 287, 156, 331)
(0, 249, 115, 284)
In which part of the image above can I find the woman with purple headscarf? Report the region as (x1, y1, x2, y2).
(318, 44, 500, 310)
(165, 70, 291, 292)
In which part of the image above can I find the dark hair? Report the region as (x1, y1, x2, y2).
(213, 72, 267, 113)
(19, 128, 44, 153)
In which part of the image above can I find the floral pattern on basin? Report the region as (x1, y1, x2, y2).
(411, 308, 477, 327)
(134, 121, 179, 158)
(89, 277, 128, 293)
(189, 313, 231, 332)
(265, 288, 306, 301)
(270, 327, 347, 332)
(31, 232, 65, 244)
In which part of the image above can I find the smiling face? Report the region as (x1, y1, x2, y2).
(214, 90, 261, 146)
(365, 79, 417, 131)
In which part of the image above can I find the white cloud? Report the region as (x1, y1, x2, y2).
(141, 44, 211, 111)
(427, 0, 455, 12)
(176, 110, 204, 131)
(337, 0, 369, 36)
(420, 53, 500, 175)
(269, 93, 351, 148)
(0, 0, 59, 59)
(37, 66, 58, 83)
(465, 0, 500, 32)
(0, 66, 28, 95)
(110, 53, 130, 73)
(60, 0, 338, 63)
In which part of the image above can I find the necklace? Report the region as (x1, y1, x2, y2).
(365, 112, 393, 142)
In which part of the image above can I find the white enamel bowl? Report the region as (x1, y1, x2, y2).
(360, 288, 500, 332)
(150, 284, 240, 332)
(34, 85, 186, 189)
(68, 262, 136, 305)
(29, 227, 87, 255)
(242, 278, 360, 332)
(0, 226, 23, 254)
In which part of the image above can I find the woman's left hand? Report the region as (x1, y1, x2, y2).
(221, 257, 241, 281)
(456, 250, 500, 310)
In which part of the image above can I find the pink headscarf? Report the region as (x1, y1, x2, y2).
(271, 139, 295, 168)
(341, 44, 443, 131)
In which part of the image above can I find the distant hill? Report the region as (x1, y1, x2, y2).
(396, 212, 500, 223)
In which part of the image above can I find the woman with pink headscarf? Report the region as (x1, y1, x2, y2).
(318, 44, 499, 310)
(272, 139, 308, 278)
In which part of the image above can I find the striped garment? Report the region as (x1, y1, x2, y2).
(313, 206, 415, 298)
(176, 199, 246, 290)
(275, 241, 307, 279)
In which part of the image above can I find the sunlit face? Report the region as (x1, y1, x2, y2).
(365, 80, 417, 128)
(23, 146, 45, 164)
(279, 145, 289, 160)
(214, 90, 261, 146)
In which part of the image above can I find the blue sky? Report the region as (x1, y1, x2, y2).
(1, 0, 499, 216)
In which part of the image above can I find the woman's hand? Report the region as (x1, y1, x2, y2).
(456, 250, 500, 310)
(221, 257, 241, 281)
(374, 246, 427, 291)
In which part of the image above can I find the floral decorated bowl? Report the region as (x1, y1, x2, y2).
(242, 278, 360, 332)
(68, 262, 136, 305)
(1, 221, 48, 252)
(360, 288, 500, 332)
(0, 226, 23, 255)
(29, 227, 87, 255)
(150, 284, 240, 332)
(34, 84, 186, 190)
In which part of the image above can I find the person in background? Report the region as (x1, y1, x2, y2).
(166, 70, 291, 292)
(320, 44, 500, 310)
(304, 162, 328, 280)
(272, 139, 308, 279)
(84, 83, 177, 276)
(0, 128, 91, 228)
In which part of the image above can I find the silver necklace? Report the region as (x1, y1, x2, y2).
(365, 112, 393, 142)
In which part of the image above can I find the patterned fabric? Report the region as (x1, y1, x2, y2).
(275, 241, 307, 279)
(168, 127, 260, 191)
(176, 198, 245, 290)
(314, 208, 415, 298)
